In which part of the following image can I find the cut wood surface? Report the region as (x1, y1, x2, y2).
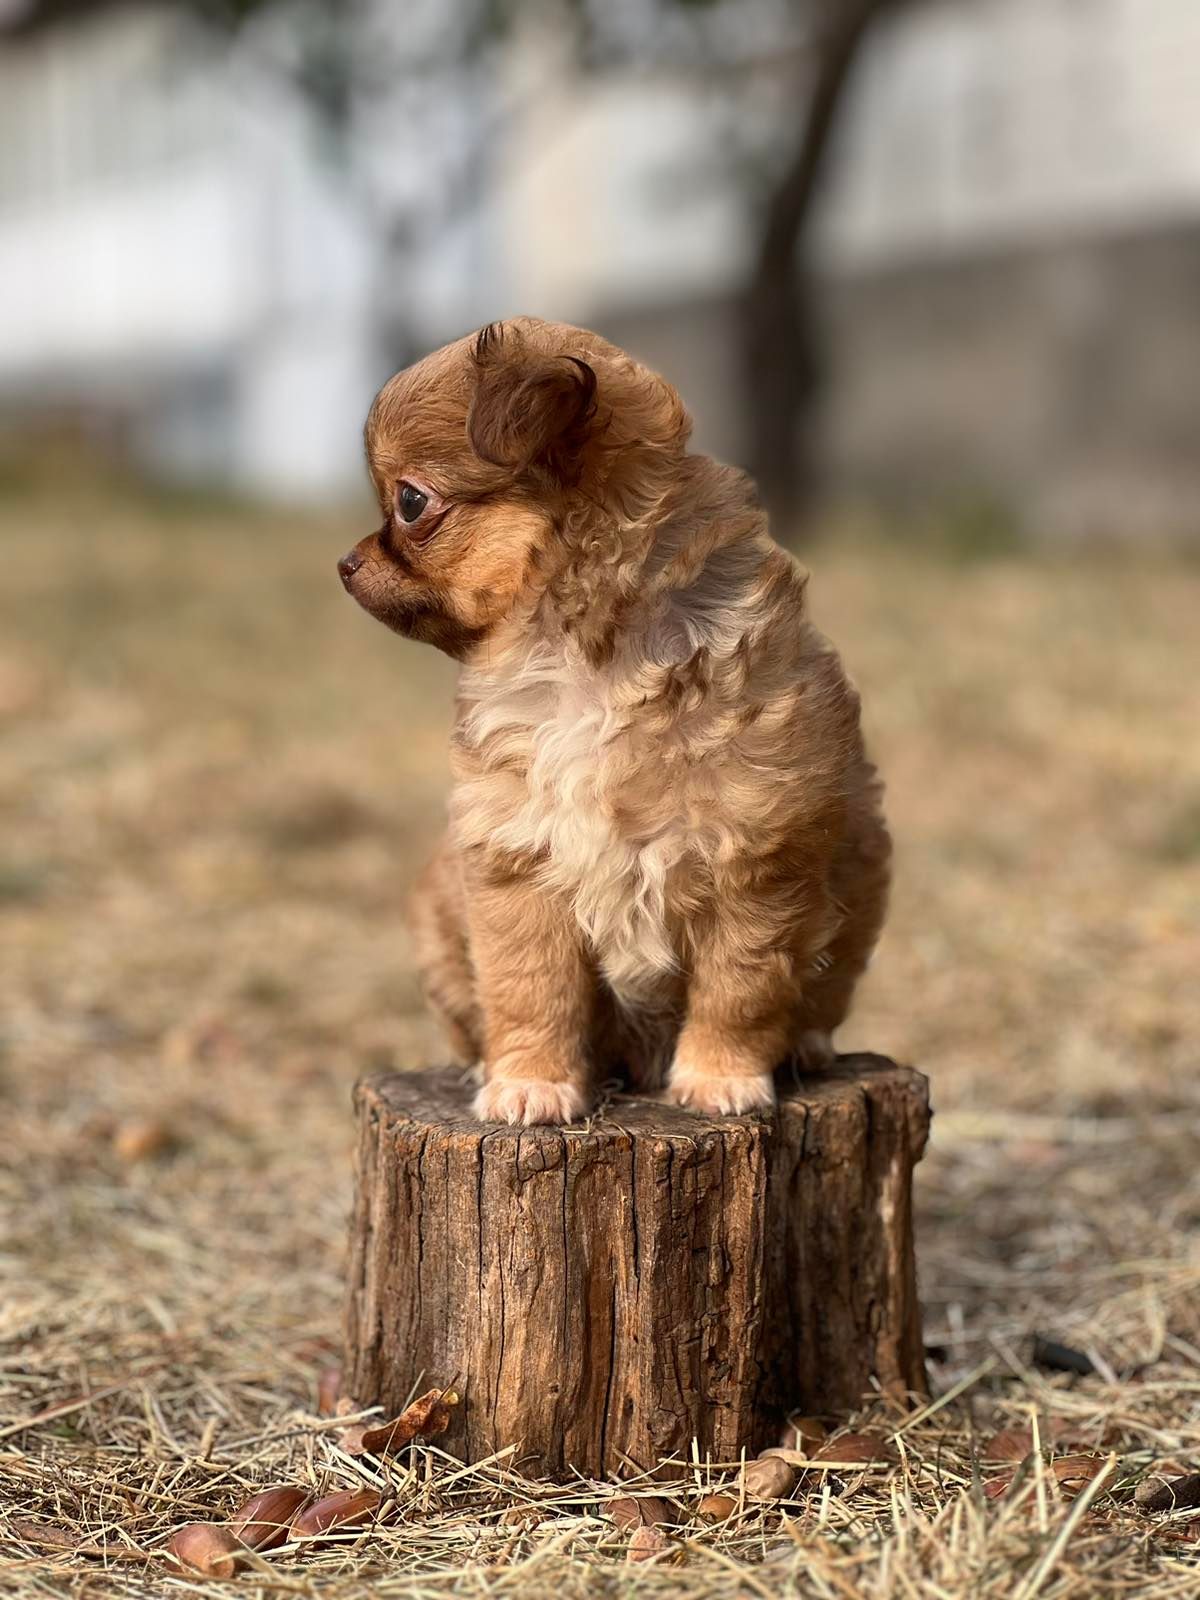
(345, 1054, 930, 1478)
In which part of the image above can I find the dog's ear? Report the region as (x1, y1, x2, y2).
(467, 323, 598, 485)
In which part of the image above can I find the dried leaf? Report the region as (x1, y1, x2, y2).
(163, 1017, 242, 1068)
(342, 1387, 458, 1456)
(1051, 1455, 1107, 1497)
(112, 1119, 172, 1163)
(981, 1428, 1034, 1462)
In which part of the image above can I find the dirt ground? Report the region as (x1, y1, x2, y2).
(2, 473, 1199, 1596)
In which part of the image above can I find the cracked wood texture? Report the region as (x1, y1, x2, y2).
(344, 1054, 930, 1478)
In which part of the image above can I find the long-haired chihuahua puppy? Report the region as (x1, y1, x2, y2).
(338, 318, 890, 1125)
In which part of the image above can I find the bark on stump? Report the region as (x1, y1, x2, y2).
(345, 1054, 930, 1478)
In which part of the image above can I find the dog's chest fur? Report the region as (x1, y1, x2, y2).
(453, 640, 744, 998)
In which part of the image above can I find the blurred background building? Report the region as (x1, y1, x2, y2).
(1, 0, 1198, 536)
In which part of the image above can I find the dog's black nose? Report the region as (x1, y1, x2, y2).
(338, 549, 364, 589)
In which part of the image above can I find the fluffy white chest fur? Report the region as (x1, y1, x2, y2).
(454, 642, 711, 998)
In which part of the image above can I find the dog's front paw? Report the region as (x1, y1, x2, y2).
(473, 1078, 589, 1126)
(665, 1062, 776, 1116)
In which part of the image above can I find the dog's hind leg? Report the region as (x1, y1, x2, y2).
(408, 836, 482, 1064)
(792, 788, 891, 1054)
(593, 982, 681, 1094)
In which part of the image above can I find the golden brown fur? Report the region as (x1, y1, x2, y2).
(339, 317, 890, 1125)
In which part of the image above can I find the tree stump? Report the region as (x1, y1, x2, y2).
(344, 1054, 929, 1478)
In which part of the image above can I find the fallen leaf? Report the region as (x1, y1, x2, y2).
(1051, 1455, 1107, 1497)
(163, 1017, 243, 1068)
(340, 1388, 458, 1456)
(113, 1120, 172, 1164)
(981, 1428, 1034, 1462)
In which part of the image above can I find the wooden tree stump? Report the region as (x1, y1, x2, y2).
(345, 1055, 930, 1478)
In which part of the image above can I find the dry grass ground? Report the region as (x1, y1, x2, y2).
(1, 472, 1198, 1596)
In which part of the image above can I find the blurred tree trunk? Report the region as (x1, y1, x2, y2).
(742, 0, 900, 534)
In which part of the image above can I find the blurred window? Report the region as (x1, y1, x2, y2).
(0, 8, 218, 211)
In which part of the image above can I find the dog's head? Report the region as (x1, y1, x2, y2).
(338, 317, 689, 660)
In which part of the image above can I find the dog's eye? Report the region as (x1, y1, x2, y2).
(397, 482, 428, 523)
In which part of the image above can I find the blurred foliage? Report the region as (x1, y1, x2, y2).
(175, 1, 865, 187)
(172, 0, 904, 523)
(1154, 798, 1200, 864)
(893, 493, 1029, 566)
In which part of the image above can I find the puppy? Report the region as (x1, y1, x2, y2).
(338, 318, 890, 1125)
